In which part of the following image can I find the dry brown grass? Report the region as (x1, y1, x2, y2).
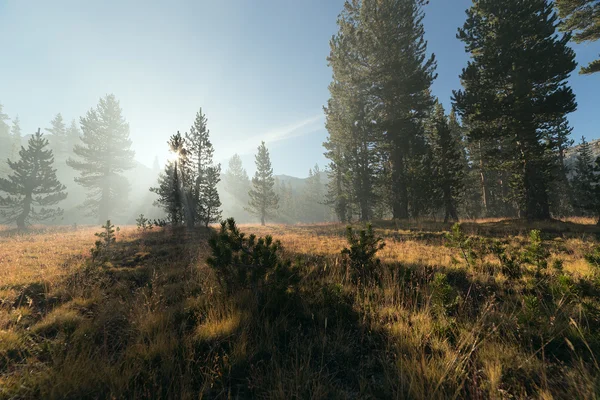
(1, 218, 599, 399)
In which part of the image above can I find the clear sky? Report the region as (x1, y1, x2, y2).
(0, 0, 598, 178)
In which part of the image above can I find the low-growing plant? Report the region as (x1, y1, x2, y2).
(446, 223, 480, 269)
(341, 224, 385, 284)
(522, 230, 550, 274)
(490, 240, 522, 279)
(136, 214, 153, 231)
(91, 220, 119, 260)
(207, 218, 299, 295)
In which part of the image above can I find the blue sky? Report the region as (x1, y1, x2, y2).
(0, 0, 598, 178)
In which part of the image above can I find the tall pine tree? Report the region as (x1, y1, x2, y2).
(428, 102, 465, 222)
(67, 94, 135, 223)
(571, 137, 600, 222)
(10, 116, 22, 161)
(247, 142, 279, 226)
(46, 113, 67, 159)
(453, 0, 577, 220)
(0, 103, 11, 175)
(150, 132, 189, 226)
(0, 129, 67, 228)
(185, 108, 221, 227)
(66, 119, 81, 155)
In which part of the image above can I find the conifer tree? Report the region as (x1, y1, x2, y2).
(222, 154, 251, 219)
(453, 0, 577, 220)
(0, 103, 11, 173)
(185, 108, 220, 226)
(10, 116, 22, 161)
(556, 0, 600, 74)
(428, 102, 464, 223)
(247, 141, 279, 226)
(67, 94, 135, 223)
(65, 119, 81, 154)
(0, 129, 67, 228)
(305, 164, 328, 222)
(46, 113, 67, 158)
(571, 137, 600, 222)
(150, 132, 189, 226)
(201, 164, 222, 227)
(151, 161, 183, 225)
(325, 0, 436, 220)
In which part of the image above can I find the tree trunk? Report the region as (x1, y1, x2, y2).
(17, 194, 32, 229)
(523, 160, 550, 220)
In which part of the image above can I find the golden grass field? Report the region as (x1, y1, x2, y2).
(1, 218, 600, 399)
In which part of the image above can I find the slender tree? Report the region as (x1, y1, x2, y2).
(0, 129, 67, 228)
(556, 0, 600, 74)
(46, 113, 67, 158)
(453, 0, 577, 220)
(571, 137, 600, 222)
(428, 102, 464, 222)
(304, 164, 327, 222)
(185, 108, 220, 226)
(65, 119, 81, 154)
(151, 161, 183, 225)
(201, 164, 222, 227)
(67, 94, 135, 223)
(247, 142, 279, 225)
(0, 103, 11, 174)
(10, 116, 22, 161)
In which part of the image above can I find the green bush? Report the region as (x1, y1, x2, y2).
(91, 220, 119, 261)
(341, 224, 385, 284)
(136, 214, 153, 231)
(207, 218, 299, 295)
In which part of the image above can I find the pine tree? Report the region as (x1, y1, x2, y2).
(325, 0, 436, 220)
(0, 103, 11, 174)
(449, 110, 483, 219)
(222, 154, 251, 220)
(572, 137, 600, 221)
(151, 161, 183, 225)
(453, 0, 577, 220)
(65, 119, 81, 155)
(0, 129, 67, 228)
(201, 164, 222, 227)
(247, 142, 279, 226)
(185, 108, 220, 227)
(67, 94, 135, 223)
(324, 145, 350, 223)
(556, 0, 600, 74)
(305, 164, 328, 222)
(46, 113, 67, 159)
(10, 116, 22, 161)
(428, 102, 464, 223)
(150, 132, 188, 226)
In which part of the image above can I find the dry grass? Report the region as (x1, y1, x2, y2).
(1, 218, 599, 399)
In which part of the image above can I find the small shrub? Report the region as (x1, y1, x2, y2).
(522, 230, 550, 274)
(584, 246, 600, 275)
(91, 220, 119, 260)
(341, 224, 385, 284)
(430, 272, 458, 315)
(446, 223, 479, 269)
(490, 240, 522, 279)
(207, 218, 299, 295)
(136, 214, 153, 231)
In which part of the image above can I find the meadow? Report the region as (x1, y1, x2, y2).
(1, 218, 600, 399)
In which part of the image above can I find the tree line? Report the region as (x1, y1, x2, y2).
(324, 0, 600, 223)
(0, 95, 135, 228)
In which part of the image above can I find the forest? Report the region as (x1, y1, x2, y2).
(1, 0, 600, 398)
